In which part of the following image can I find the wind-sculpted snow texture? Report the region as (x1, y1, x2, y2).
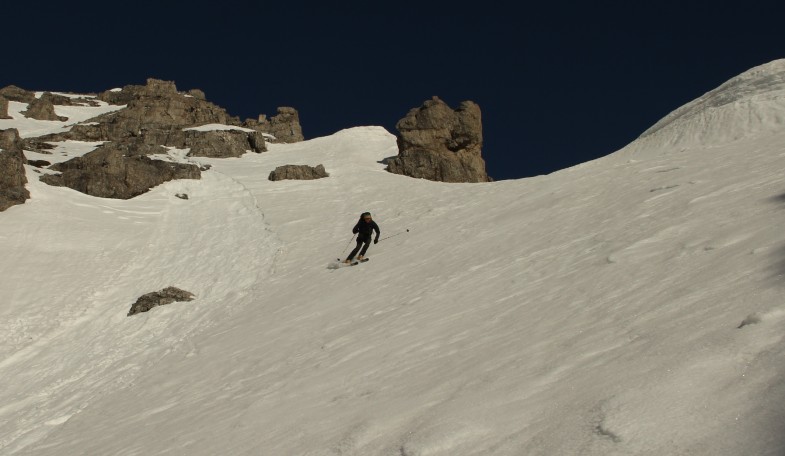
(631, 60, 785, 152)
(1, 60, 785, 455)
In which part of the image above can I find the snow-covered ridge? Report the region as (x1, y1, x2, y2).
(627, 59, 785, 153)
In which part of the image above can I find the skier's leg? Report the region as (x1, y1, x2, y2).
(359, 239, 371, 257)
(346, 238, 364, 262)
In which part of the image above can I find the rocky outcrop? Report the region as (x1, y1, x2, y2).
(22, 93, 68, 121)
(68, 79, 232, 147)
(268, 164, 329, 181)
(45, 93, 99, 107)
(20, 138, 56, 154)
(27, 78, 304, 199)
(0, 129, 30, 211)
(188, 89, 206, 100)
(0, 85, 36, 103)
(387, 97, 489, 183)
(0, 96, 10, 119)
(243, 107, 304, 143)
(185, 128, 267, 158)
(40, 139, 201, 199)
(127, 286, 195, 316)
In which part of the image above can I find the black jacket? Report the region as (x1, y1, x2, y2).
(353, 218, 380, 241)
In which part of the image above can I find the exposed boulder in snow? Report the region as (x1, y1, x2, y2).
(242, 107, 304, 143)
(0, 85, 36, 103)
(22, 93, 68, 121)
(127, 286, 195, 316)
(268, 164, 329, 181)
(0, 128, 30, 211)
(40, 139, 201, 199)
(387, 96, 489, 183)
(27, 159, 51, 168)
(185, 128, 266, 158)
(0, 96, 9, 119)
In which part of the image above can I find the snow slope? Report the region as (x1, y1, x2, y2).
(1, 61, 785, 455)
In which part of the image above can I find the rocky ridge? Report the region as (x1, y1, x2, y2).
(1, 78, 304, 201)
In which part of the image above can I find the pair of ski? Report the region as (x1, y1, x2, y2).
(337, 258, 369, 266)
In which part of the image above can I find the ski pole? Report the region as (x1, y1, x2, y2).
(379, 229, 409, 242)
(340, 234, 357, 255)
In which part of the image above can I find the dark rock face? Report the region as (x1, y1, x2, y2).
(127, 286, 195, 316)
(0, 129, 30, 211)
(22, 93, 68, 121)
(185, 129, 267, 158)
(0, 96, 10, 119)
(269, 164, 329, 181)
(41, 139, 201, 199)
(387, 96, 489, 183)
(243, 107, 304, 143)
(0, 85, 36, 103)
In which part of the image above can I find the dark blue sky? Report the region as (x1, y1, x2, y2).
(4, 2, 784, 180)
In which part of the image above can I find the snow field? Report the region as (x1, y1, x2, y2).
(2, 64, 785, 454)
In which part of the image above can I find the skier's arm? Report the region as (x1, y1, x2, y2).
(373, 222, 380, 243)
(352, 221, 360, 234)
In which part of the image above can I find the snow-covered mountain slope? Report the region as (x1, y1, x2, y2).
(1, 60, 785, 455)
(627, 59, 785, 154)
(0, 96, 124, 138)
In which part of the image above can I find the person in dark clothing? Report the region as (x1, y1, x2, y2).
(345, 212, 380, 263)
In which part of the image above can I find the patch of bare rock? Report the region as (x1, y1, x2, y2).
(269, 164, 329, 181)
(127, 286, 195, 316)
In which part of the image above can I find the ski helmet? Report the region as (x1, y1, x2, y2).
(361, 212, 371, 218)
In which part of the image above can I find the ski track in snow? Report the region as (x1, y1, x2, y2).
(2, 67, 785, 454)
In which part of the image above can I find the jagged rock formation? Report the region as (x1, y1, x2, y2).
(40, 139, 201, 199)
(268, 164, 329, 181)
(22, 93, 68, 121)
(242, 107, 304, 143)
(0, 85, 36, 103)
(66, 79, 233, 147)
(0, 129, 30, 211)
(387, 96, 489, 183)
(0, 96, 10, 119)
(185, 128, 267, 158)
(4, 78, 305, 201)
(127, 286, 195, 316)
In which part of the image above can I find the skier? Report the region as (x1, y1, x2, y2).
(344, 212, 380, 264)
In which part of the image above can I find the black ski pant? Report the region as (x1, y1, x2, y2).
(347, 236, 371, 261)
